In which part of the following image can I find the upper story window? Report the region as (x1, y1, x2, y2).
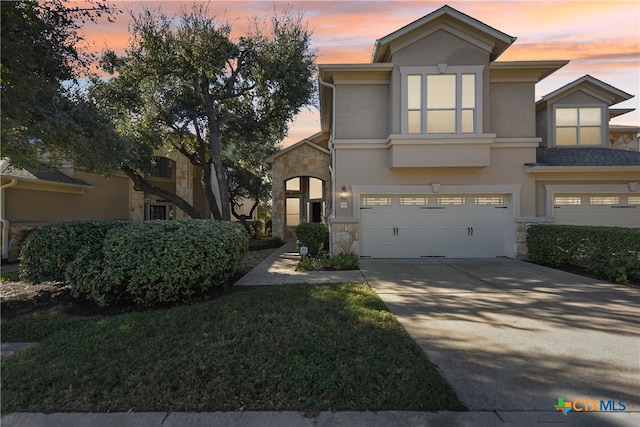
(554, 107, 603, 146)
(402, 65, 483, 135)
(147, 157, 174, 179)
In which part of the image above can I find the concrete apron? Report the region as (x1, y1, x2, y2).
(360, 258, 640, 414)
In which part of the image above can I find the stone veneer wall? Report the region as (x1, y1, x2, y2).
(609, 131, 639, 151)
(271, 143, 331, 239)
(130, 185, 145, 220)
(330, 221, 359, 256)
(170, 152, 192, 219)
(6, 223, 43, 261)
(128, 152, 193, 220)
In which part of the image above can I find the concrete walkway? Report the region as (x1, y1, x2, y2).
(234, 239, 365, 286)
(2, 252, 639, 426)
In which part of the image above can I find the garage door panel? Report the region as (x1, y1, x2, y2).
(554, 195, 640, 228)
(360, 195, 509, 258)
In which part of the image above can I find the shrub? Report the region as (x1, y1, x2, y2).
(322, 252, 359, 271)
(19, 220, 122, 283)
(527, 224, 640, 284)
(295, 222, 327, 258)
(246, 220, 264, 239)
(66, 220, 248, 306)
(297, 252, 359, 271)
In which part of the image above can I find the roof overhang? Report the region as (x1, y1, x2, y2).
(1, 175, 92, 194)
(536, 75, 634, 111)
(609, 109, 637, 120)
(525, 165, 640, 174)
(372, 5, 516, 63)
(490, 61, 569, 83)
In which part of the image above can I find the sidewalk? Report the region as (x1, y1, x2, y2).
(2, 245, 639, 426)
(234, 239, 365, 286)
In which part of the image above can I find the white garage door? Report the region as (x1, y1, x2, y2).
(360, 195, 510, 258)
(553, 195, 640, 228)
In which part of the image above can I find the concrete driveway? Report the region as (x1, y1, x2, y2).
(360, 259, 640, 415)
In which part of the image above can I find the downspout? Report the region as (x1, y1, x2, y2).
(1, 178, 18, 261)
(319, 77, 336, 256)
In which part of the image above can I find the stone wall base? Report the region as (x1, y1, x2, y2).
(330, 222, 359, 256)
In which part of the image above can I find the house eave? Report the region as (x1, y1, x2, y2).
(490, 60, 569, 83)
(0, 175, 93, 194)
(525, 165, 640, 174)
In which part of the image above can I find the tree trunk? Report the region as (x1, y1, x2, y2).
(121, 165, 203, 219)
(199, 159, 222, 220)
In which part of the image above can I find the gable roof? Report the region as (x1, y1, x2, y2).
(536, 75, 634, 110)
(534, 147, 640, 167)
(372, 5, 516, 63)
(266, 133, 330, 164)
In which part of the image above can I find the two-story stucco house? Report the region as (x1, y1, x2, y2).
(269, 5, 640, 258)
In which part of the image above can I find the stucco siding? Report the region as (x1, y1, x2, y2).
(490, 82, 536, 137)
(392, 30, 488, 67)
(5, 173, 130, 222)
(335, 84, 389, 139)
(334, 145, 537, 218)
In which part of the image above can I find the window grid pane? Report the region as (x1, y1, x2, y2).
(462, 74, 475, 108)
(556, 127, 577, 146)
(580, 108, 601, 126)
(309, 178, 323, 200)
(556, 108, 578, 126)
(400, 197, 427, 206)
(461, 109, 474, 133)
(407, 75, 422, 109)
(427, 75, 456, 108)
(286, 198, 300, 226)
(474, 197, 504, 205)
(362, 197, 391, 206)
(285, 178, 300, 191)
(408, 111, 422, 133)
(427, 110, 455, 133)
(628, 197, 640, 205)
(579, 127, 601, 145)
(438, 197, 465, 206)
(554, 196, 582, 206)
(589, 197, 619, 205)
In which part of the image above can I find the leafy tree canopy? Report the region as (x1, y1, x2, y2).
(1, 0, 121, 170)
(92, 4, 317, 220)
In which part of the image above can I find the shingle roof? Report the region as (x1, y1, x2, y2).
(0, 161, 90, 186)
(535, 147, 640, 167)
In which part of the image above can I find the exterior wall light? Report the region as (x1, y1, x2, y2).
(340, 186, 348, 200)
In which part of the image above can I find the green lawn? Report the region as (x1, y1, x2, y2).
(1, 283, 465, 413)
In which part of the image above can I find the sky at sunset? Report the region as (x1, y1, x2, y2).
(80, 0, 640, 147)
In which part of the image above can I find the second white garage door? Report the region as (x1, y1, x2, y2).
(360, 194, 510, 258)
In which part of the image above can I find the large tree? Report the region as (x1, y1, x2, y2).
(1, 0, 121, 169)
(94, 4, 316, 220)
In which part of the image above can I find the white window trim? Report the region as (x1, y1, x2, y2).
(552, 104, 605, 147)
(400, 65, 484, 135)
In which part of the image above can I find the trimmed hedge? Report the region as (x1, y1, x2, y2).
(527, 224, 640, 284)
(295, 222, 327, 258)
(19, 220, 249, 306)
(66, 220, 248, 306)
(19, 220, 123, 283)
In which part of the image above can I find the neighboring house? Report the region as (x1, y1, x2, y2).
(1, 150, 256, 261)
(269, 5, 639, 258)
